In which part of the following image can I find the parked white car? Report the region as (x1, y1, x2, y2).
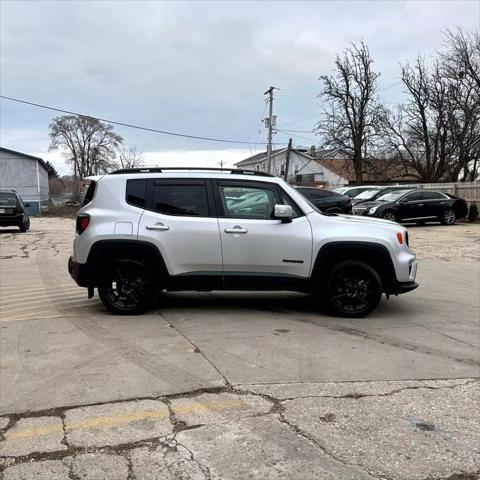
(69, 168, 418, 317)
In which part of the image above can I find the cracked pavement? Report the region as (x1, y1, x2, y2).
(0, 218, 479, 479)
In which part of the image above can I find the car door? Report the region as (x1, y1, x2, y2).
(421, 191, 448, 217)
(397, 191, 426, 220)
(215, 180, 313, 284)
(137, 178, 223, 276)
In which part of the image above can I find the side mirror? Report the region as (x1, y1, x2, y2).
(274, 204, 293, 223)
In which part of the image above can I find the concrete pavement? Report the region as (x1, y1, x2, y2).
(0, 218, 479, 479)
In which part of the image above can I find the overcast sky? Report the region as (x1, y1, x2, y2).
(1, 0, 478, 175)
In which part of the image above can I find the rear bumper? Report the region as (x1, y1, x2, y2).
(0, 214, 23, 225)
(68, 256, 91, 287)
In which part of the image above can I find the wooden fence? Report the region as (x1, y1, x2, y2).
(416, 182, 479, 204)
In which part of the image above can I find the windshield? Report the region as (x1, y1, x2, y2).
(355, 189, 381, 200)
(0, 192, 18, 206)
(377, 190, 411, 202)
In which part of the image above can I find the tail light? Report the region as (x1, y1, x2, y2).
(76, 214, 90, 235)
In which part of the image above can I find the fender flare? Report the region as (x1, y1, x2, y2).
(311, 241, 397, 289)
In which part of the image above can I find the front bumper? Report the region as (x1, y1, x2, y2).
(387, 281, 419, 295)
(68, 256, 92, 287)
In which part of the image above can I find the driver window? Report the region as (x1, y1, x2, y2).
(219, 185, 277, 219)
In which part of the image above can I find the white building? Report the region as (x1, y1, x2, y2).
(0, 147, 50, 214)
(235, 148, 349, 186)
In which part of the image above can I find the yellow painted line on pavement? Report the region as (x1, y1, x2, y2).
(3, 399, 245, 441)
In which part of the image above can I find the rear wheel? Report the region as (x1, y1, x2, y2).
(381, 210, 397, 222)
(19, 218, 30, 232)
(324, 261, 382, 318)
(440, 208, 456, 225)
(98, 259, 159, 315)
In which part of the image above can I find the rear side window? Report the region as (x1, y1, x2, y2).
(150, 182, 209, 216)
(126, 179, 147, 208)
(82, 181, 97, 207)
(422, 191, 446, 200)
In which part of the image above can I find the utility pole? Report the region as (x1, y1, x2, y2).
(264, 86, 275, 174)
(284, 138, 292, 181)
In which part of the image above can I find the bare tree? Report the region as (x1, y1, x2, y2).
(316, 41, 384, 182)
(441, 28, 480, 90)
(383, 29, 480, 182)
(117, 146, 143, 170)
(49, 115, 123, 180)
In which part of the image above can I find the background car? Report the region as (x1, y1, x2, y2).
(351, 185, 417, 206)
(353, 189, 468, 225)
(295, 187, 352, 214)
(333, 185, 381, 198)
(0, 190, 30, 232)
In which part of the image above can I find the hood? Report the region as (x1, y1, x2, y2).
(316, 212, 398, 229)
(353, 200, 391, 208)
(335, 213, 396, 225)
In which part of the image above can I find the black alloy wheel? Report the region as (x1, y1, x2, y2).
(98, 259, 159, 315)
(326, 261, 382, 318)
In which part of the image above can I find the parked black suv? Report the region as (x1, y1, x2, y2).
(0, 191, 30, 232)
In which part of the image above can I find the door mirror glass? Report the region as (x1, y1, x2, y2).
(274, 204, 293, 222)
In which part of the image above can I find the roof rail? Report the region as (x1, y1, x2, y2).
(109, 167, 274, 177)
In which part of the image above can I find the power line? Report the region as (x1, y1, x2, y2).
(276, 87, 318, 98)
(250, 99, 268, 155)
(378, 80, 403, 93)
(278, 128, 316, 134)
(0, 95, 279, 146)
(276, 129, 319, 144)
(277, 112, 324, 128)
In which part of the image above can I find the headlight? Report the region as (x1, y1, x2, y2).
(368, 206, 379, 214)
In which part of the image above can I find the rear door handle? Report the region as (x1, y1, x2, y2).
(146, 223, 170, 231)
(225, 226, 248, 234)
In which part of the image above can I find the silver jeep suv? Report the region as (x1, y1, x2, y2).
(68, 168, 418, 317)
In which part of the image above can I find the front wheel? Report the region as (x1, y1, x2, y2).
(98, 259, 159, 315)
(324, 260, 383, 318)
(381, 210, 397, 222)
(440, 208, 456, 225)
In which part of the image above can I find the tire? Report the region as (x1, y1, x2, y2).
(381, 210, 397, 222)
(323, 260, 383, 318)
(19, 218, 29, 232)
(98, 259, 159, 315)
(440, 208, 456, 225)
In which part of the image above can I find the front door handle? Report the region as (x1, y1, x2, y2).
(225, 226, 248, 234)
(418, 204, 424, 206)
(146, 223, 170, 231)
